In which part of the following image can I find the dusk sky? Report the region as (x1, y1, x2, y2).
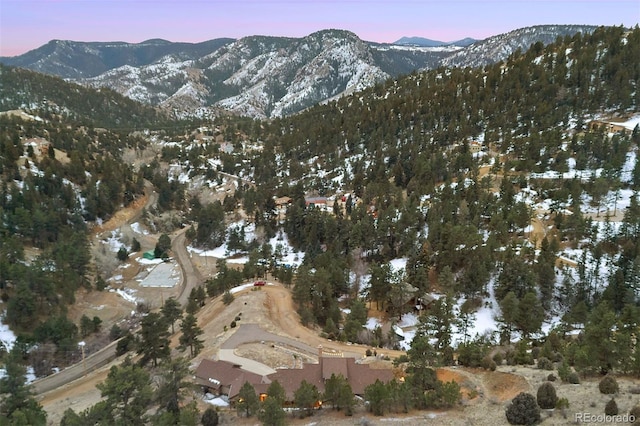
(1, 0, 638, 57)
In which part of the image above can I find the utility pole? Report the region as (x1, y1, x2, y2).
(78, 341, 86, 376)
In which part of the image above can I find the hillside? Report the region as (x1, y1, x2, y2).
(1, 25, 601, 119)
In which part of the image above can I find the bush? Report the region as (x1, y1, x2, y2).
(222, 291, 234, 306)
(493, 352, 504, 366)
(547, 374, 556, 382)
(605, 399, 618, 416)
(531, 347, 540, 360)
(556, 397, 569, 409)
(230, 321, 236, 328)
(109, 324, 123, 341)
(481, 356, 497, 371)
(567, 372, 580, 384)
(557, 362, 571, 382)
(505, 392, 541, 425)
(201, 407, 219, 426)
(537, 357, 553, 370)
(598, 376, 619, 395)
(629, 405, 640, 423)
(536, 382, 557, 409)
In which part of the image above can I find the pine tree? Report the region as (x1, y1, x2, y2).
(0, 353, 47, 425)
(155, 357, 193, 417)
(258, 396, 286, 426)
(161, 297, 183, 334)
(294, 380, 320, 417)
(236, 382, 259, 418)
(137, 312, 170, 367)
(97, 357, 152, 424)
(178, 313, 204, 357)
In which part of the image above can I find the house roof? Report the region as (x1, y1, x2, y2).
(194, 359, 271, 399)
(268, 356, 395, 398)
(304, 196, 327, 205)
(194, 356, 395, 400)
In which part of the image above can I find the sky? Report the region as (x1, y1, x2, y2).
(1, 0, 638, 57)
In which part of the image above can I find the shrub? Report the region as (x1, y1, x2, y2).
(598, 376, 619, 395)
(505, 392, 541, 425)
(230, 321, 236, 328)
(556, 397, 569, 409)
(531, 347, 540, 360)
(557, 362, 571, 382)
(481, 356, 497, 371)
(567, 372, 580, 384)
(629, 405, 640, 423)
(222, 291, 234, 306)
(536, 382, 557, 409)
(109, 324, 123, 341)
(493, 352, 504, 366)
(547, 374, 556, 382)
(201, 407, 219, 426)
(605, 399, 618, 416)
(537, 357, 553, 371)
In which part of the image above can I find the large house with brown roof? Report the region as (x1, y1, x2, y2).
(194, 359, 271, 400)
(194, 349, 395, 403)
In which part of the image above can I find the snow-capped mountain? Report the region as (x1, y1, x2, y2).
(1, 25, 604, 118)
(78, 30, 397, 119)
(441, 25, 598, 68)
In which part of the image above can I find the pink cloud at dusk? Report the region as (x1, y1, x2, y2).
(1, 0, 638, 56)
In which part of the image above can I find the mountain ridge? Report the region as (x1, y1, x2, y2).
(1, 25, 605, 118)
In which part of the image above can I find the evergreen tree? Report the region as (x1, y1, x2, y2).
(155, 233, 172, 259)
(294, 380, 320, 417)
(505, 392, 541, 425)
(96, 357, 153, 425)
(178, 313, 204, 357)
(201, 407, 219, 426)
(161, 297, 183, 334)
(266, 380, 287, 405)
(137, 312, 170, 367)
(364, 379, 389, 416)
(155, 357, 194, 418)
(258, 396, 286, 426)
(236, 381, 259, 418)
(0, 353, 47, 425)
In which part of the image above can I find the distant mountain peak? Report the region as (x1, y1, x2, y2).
(393, 36, 479, 48)
(393, 36, 448, 47)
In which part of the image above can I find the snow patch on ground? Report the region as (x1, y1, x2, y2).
(110, 287, 139, 304)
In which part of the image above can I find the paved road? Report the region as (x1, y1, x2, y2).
(217, 323, 319, 376)
(32, 188, 203, 397)
(32, 339, 119, 395)
(173, 227, 203, 306)
(221, 323, 316, 354)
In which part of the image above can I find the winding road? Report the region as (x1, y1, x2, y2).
(33, 186, 202, 396)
